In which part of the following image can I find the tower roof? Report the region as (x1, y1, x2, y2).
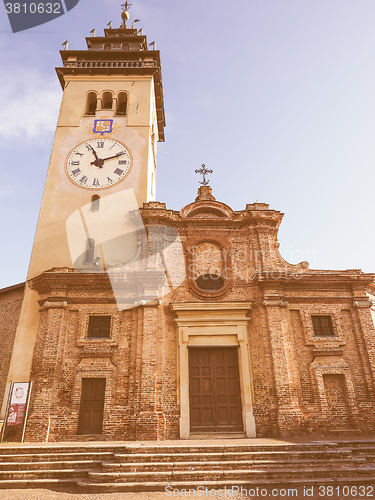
(56, 11, 166, 141)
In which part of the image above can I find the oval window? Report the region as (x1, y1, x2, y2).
(196, 274, 224, 291)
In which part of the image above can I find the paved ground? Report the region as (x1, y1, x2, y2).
(0, 489, 248, 499)
(0, 487, 354, 499)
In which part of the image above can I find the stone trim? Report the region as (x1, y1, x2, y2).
(42, 301, 68, 309)
(263, 299, 289, 308)
(353, 300, 372, 308)
(171, 302, 255, 439)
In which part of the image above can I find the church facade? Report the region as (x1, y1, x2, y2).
(1, 8, 375, 442)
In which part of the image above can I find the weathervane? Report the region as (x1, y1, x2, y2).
(195, 164, 213, 186)
(120, 2, 131, 27)
(121, 2, 131, 11)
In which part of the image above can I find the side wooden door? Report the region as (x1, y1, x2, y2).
(77, 378, 106, 435)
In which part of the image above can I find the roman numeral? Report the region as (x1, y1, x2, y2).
(75, 151, 84, 157)
(79, 175, 88, 185)
(92, 178, 100, 187)
(97, 141, 104, 148)
(71, 161, 80, 165)
(118, 160, 127, 165)
(114, 168, 124, 176)
(71, 168, 81, 177)
(107, 177, 114, 184)
(85, 145, 92, 151)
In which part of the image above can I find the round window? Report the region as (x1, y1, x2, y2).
(196, 274, 224, 291)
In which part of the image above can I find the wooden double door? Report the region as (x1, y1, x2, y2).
(189, 347, 243, 432)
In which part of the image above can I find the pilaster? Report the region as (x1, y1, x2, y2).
(262, 294, 306, 435)
(135, 302, 165, 440)
(25, 301, 68, 442)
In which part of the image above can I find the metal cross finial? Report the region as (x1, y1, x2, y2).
(121, 2, 131, 11)
(195, 164, 213, 186)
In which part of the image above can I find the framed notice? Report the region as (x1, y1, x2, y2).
(7, 383, 29, 426)
(1, 382, 32, 442)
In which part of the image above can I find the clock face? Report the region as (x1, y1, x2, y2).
(66, 139, 132, 189)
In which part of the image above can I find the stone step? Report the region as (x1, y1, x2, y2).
(0, 478, 76, 490)
(122, 443, 340, 455)
(0, 468, 92, 481)
(0, 439, 371, 458)
(0, 438, 373, 457)
(86, 465, 375, 484)
(113, 449, 353, 463)
(78, 475, 375, 493)
(1, 438, 375, 492)
(353, 449, 375, 456)
(101, 457, 363, 473)
(0, 452, 113, 463)
(0, 460, 101, 471)
(0, 444, 128, 456)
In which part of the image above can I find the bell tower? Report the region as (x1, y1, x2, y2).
(1, 4, 165, 422)
(29, 3, 165, 279)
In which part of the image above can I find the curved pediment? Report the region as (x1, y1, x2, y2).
(180, 200, 234, 219)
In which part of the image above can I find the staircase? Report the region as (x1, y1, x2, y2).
(0, 438, 375, 492)
(0, 443, 126, 489)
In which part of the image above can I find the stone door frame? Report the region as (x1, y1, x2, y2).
(171, 302, 256, 439)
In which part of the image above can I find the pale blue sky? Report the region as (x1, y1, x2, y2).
(0, 0, 374, 288)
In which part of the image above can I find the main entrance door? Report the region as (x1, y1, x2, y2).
(189, 347, 243, 432)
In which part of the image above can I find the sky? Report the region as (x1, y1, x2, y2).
(0, 0, 374, 289)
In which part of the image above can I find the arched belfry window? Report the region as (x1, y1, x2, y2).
(101, 91, 113, 110)
(116, 92, 128, 116)
(90, 195, 100, 212)
(84, 238, 95, 264)
(103, 43, 111, 51)
(86, 92, 97, 115)
(121, 43, 130, 51)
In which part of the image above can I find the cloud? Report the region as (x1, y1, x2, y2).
(0, 68, 61, 144)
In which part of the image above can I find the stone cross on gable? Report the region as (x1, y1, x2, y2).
(195, 164, 213, 186)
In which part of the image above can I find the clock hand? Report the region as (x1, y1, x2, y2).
(98, 152, 126, 163)
(89, 146, 105, 168)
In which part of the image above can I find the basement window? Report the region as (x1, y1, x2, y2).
(311, 315, 335, 336)
(87, 315, 111, 338)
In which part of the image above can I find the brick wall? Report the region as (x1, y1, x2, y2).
(21, 192, 375, 441)
(0, 283, 24, 415)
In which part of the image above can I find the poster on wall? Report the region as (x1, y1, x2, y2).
(6, 383, 30, 427)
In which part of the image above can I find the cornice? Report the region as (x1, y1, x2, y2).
(28, 268, 114, 295)
(255, 270, 375, 286)
(170, 301, 252, 312)
(0, 282, 25, 295)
